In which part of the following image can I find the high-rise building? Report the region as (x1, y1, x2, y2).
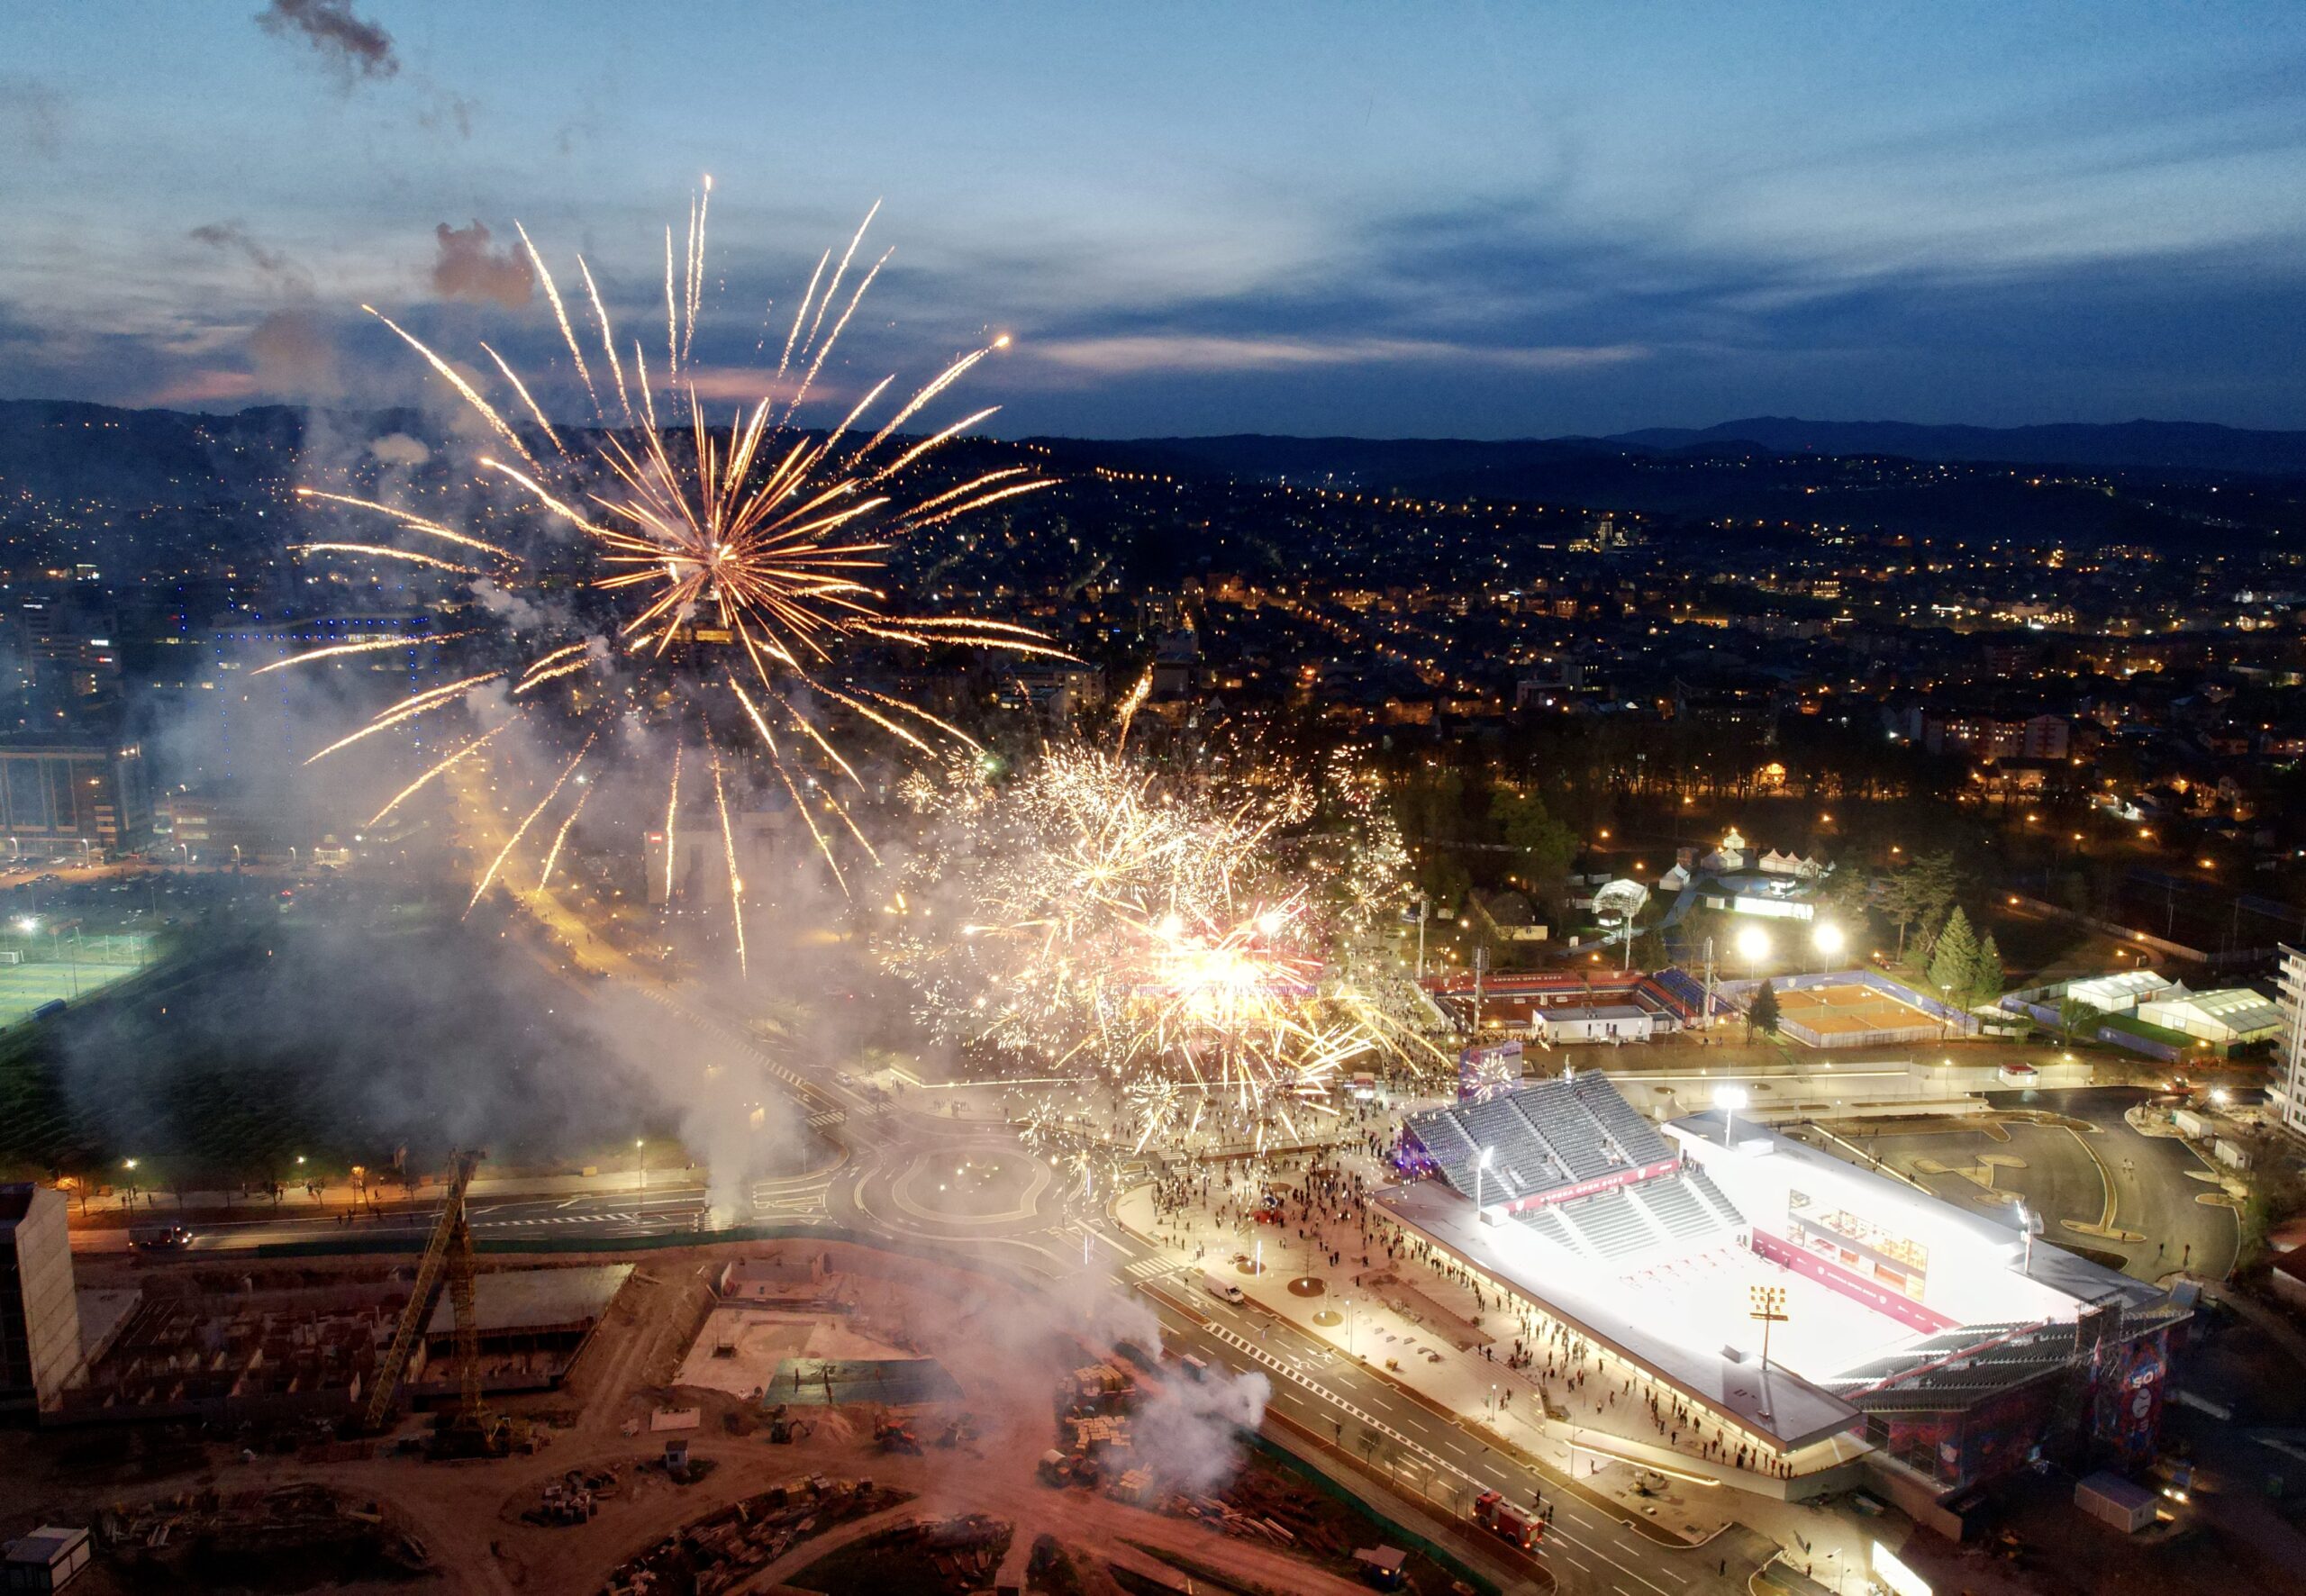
(0, 1183, 83, 1415)
(2275, 946, 2306, 1141)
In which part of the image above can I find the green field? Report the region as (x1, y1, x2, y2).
(0, 957, 139, 1026)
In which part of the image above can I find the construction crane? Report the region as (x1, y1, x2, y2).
(362, 1148, 494, 1448)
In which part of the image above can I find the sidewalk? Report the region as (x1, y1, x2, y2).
(59, 1163, 687, 1228)
(1114, 1162, 1784, 1538)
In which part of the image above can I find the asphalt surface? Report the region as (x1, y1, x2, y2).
(1999, 1084, 2241, 1280)
(1121, 1235, 1777, 1596)
(1850, 1085, 2238, 1282)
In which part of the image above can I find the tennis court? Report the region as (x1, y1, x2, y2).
(0, 957, 139, 1027)
(1773, 981, 1946, 1047)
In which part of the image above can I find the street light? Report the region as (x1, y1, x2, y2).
(122, 1156, 139, 1210)
(1811, 921, 1844, 971)
(635, 1137, 648, 1194)
(1475, 1145, 1493, 1215)
(1715, 1084, 1748, 1148)
(1735, 924, 1771, 973)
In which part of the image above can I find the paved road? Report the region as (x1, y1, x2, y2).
(1077, 1221, 1774, 1596)
(1993, 1085, 2240, 1280)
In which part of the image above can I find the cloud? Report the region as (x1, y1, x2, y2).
(1025, 332, 1646, 377)
(431, 221, 534, 309)
(189, 222, 294, 281)
(0, 76, 65, 159)
(141, 369, 263, 410)
(256, 0, 398, 84)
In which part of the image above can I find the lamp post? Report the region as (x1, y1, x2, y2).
(1475, 1144, 1493, 1215)
(1715, 1084, 1749, 1150)
(635, 1138, 647, 1195)
(1811, 921, 1845, 975)
(1748, 1284, 1788, 1411)
(1735, 923, 1771, 978)
(121, 1156, 139, 1211)
(1414, 893, 1429, 981)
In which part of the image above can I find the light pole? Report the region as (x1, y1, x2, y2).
(2014, 1198, 2034, 1274)
(1811, 921, 1844, 975)
(635, 1138, 647, 1195)
(1735, 923, 1771, 979)
(1715, 1084, 1748, 1149)
(1475, 1144, 1493, 1215)
(121, 1156, 139, 1211)
(1414, 893, 1429, 981)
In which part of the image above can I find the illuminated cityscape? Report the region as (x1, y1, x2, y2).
(0, 6, 2302, 1595)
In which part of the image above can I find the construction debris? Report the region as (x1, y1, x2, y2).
(598, 1474, 907, 1596)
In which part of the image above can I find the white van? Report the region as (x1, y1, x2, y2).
(1202, 1270, 1247, 1305)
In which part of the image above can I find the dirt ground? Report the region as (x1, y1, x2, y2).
(0, 1238, 1437, 1596)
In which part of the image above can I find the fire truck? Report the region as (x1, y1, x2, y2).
(1473, 1490, 1543, 1550)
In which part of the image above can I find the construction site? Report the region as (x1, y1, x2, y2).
(0, 1159, 1465, 1596)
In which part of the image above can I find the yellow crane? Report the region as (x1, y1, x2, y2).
(362, 1149, 493, 1446)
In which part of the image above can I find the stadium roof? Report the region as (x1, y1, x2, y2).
(1375, 1177, 1858, 1450)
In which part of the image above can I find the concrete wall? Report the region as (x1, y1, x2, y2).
(0, 1185, 84, 1411)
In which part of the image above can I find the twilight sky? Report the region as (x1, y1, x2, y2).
(4, 2, 2304, 437)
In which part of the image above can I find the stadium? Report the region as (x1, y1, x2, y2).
(1376, 1073, 2187, 1510)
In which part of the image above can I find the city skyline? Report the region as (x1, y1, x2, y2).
(4, 2, 2305, 436)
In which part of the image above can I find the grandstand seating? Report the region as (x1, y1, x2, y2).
(1515, 1205, 1581, 1255)
(1632, 1177, 1718, 1242)
(1685, 1170, 1745, 1230)
(1572, 1075, 1676, 1165)
(1557, 1187, 1665, 1261)
(1648, 966, 1710, 1020)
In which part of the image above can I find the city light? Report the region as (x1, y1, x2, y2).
(1811, 922, 1845, 958)
(1734, 925, 1771, 966)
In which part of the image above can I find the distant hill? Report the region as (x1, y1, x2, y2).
(1603, 416, 2306, 477)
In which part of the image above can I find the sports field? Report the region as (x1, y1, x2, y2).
(0, 958, 140, 1028)
(1775, 981, 1944, 1047)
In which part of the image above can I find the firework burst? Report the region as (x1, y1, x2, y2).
(278, 183, 1060, 972)
(884, 730, 1442, 1158)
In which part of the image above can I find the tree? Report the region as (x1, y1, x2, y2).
(2058, 995, 2100, 1043)
(1748, 979, 1781, 1038)
(1969, 933, 2006, 1011)
(1902, 850, 1962, 966)
(1488, 785, 1577, 914)
(1927, 907, 1979, 1002)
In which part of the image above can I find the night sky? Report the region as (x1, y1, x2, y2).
(5, 2, 2304, 437)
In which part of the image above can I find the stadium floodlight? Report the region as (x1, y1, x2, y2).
(1475, 1144, 1494, 1212)
(1734, 924, 1771, 967)
(1714, 1084, 1749, 1147)
(1811, 921, 1845, 959)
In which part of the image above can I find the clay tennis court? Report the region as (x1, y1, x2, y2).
(1771, 981, 1946, 1047)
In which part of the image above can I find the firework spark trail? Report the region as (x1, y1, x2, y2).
(288, 181, 1064, 970)
(515, 220, 596, 408)
(250, 629, 477, 676)
(663, 734, 683, 903)
(468, 734, 595, 914)
(301, 670, 506, 766)
(365, 722, 512, 827)
(361, 306, 541, 474)
(291, 542, 486, 576)
(538, 784, 592, 889)
(709, 739, 747, 976)
(292, 489, 517, 559)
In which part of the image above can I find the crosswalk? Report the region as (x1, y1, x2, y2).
(474, 1211, 647, 1228)
(1122, 1256, 1181, 1283)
